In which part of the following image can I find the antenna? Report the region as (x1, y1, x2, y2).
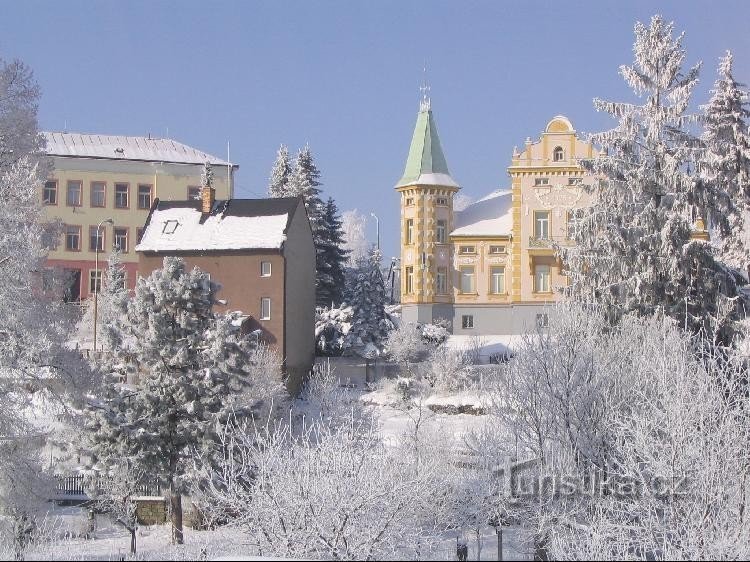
(63, 119, 68, 133)
(419, 62, 431, 112)
(227, 140, 232, 199)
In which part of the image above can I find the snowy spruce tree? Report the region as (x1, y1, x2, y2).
(201, 160, 213, 190)
(86, 257, 281, 545)
(699, 51, 750, 273)
(316, 197, 349, 307)
(343, 247, 390, 353)
(267, 144, 292, 197)
(562, 16, 744, 344)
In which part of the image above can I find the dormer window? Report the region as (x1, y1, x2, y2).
(553, 146, 564, 162)
(162, 220, 180, 234)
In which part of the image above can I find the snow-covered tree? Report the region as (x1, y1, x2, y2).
(316, 197, 349, 307)
(699, 51, 750, 273)
(195, 416, 447, 560)
(341, 209, 371, 267)
(86, 257, 283, 545)
(561, 15, 744, 344)
(0, 58, 44, 170)
(267, 144, 292, 197)
(343, 248, 390, 353)
(315, 304, 353, 356)
(200, 160, 213, 189)
(288, 144, 324, 230)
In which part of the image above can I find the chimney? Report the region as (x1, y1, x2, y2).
(202, 185, 215, 214)
(201, 161, 215, 214)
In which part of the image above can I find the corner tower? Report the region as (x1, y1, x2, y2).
(396, 95, 460, 325)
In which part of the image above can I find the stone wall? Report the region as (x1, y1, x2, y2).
(134, 497, 166, 525)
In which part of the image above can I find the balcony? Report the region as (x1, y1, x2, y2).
(529, 236, 552, 248)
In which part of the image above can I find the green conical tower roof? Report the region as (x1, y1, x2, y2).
(395, 100, 459, 189)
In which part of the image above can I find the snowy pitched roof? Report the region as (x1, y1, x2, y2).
(136, 198, 301, 252)
(43, 132, 236, 167)
(451, 189, 513, 237)
(395, 106, 459, 189)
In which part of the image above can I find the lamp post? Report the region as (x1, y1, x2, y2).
(93, 218, 114, 353)
(370, 212, 380, 250)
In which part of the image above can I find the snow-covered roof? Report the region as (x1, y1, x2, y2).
(451, 189, 513, 237)
(43, 132, 235, 167)
(136, 198, 300, 252)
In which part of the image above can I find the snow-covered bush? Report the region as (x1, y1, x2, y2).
(421, 345, 471, 391)
(420, 319, 451, 346)
(314, 304, 353, 356)
(384, 322, 428, 376)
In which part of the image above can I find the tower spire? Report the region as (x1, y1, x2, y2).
(419, 63, 431, 112)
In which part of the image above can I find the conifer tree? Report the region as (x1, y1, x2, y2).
(268, 144, 292, 198)
(316, 197, 349, 307)
(201, 161, 214, 189)
(288, 145, 325, 232)
(699, 51, 750, 273)
(86, 257, 279, 545)
(344, 248, 390, 352)
(561, 16, 744, 344)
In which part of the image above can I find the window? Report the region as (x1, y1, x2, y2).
(261, 261, 272, 277)
(553, 146, 564, 161)
(260, 297, 271, 320)
(491, 266, 506, 294)
(113, 227, 128, 252)
(462, 315, 474, 329)
(459, 245, 475, 255)
(436, 220, 447, 244)
(66, 180, 82, 206)
(406, 219, 414, 245)
(43, 181, 57, 205)
(137, 184, 152, 209)
(114, 183, 129, 208)
(568, 177, 582, 186)
(89, 269, 102, 294)
(534, 211, 550, 240)
(534, 264, 551, 293)
(162, 220, 179, 234)
(188, 186, 201, 200)
(65, 225, 81, 251)
(436, 266, 448, 294)
(436, 196, 448, 206)
(405, 197, 414, 206)
(460, 266, 475, 294)
(89, 226, 104, 252)
(136, 227, 145, 244)
(536, 313, 549, 328)
(489, 245, 506, 254)
(90, 181, 106, 207)
(405, 266, 414, 294)
(534, 178, 549, 187)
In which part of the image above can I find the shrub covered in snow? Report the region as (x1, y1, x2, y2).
(315, 304, 353, 356)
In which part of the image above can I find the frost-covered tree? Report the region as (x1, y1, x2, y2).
(562, 16, 744, 344)
(267, 144, 292, 198)
(699, 51, 750, 273)
(288, 145, 324, 230)
(0, 58, 44, 169)
(201, 160, 213, 189)
(341, 209, 370, 267)
(343, 248, 390, 353)
(316, 197, 348, 307)
(86, 257, 283, 545)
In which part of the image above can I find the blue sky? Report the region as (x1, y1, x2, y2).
(2, 1, 749, 258)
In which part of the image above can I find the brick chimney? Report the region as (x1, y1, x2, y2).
(201, 185, 215, 214)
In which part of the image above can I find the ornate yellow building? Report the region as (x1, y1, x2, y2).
(396, 100, 597, 334)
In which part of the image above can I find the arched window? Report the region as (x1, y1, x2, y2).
(553, 146, 564, 162)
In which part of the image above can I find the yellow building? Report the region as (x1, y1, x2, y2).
(41, 132, 237, 301)
(396, 102, 596, 334)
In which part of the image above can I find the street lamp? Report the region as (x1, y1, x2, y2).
(93, 218, 114, 353)
(370, 212, 380, 250)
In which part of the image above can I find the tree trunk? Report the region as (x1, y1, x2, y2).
(130, 528, 137, 555)
(170, 490, 184, 545)
(497, 527, 503, 561)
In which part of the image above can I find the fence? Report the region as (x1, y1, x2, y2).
(55, 474, 162, 499)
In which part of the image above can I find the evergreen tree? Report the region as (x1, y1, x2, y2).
(343, 248, 390, 353)
(201, 161, 214, 189)
(561, 16, 744, 344)
(86, 257, 279, 545)
(268, 144, 292, 197)
(288, 145, 325, 232)
(316, 197, 349, 307)
(699, 51, 750, 273)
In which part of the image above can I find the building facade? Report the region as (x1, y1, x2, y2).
(40, 132, 236, 301)
(136, 193, 316, 395)
(397, 101, 597, 335)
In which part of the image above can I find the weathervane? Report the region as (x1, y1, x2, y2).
(420, 63, 431, 112)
